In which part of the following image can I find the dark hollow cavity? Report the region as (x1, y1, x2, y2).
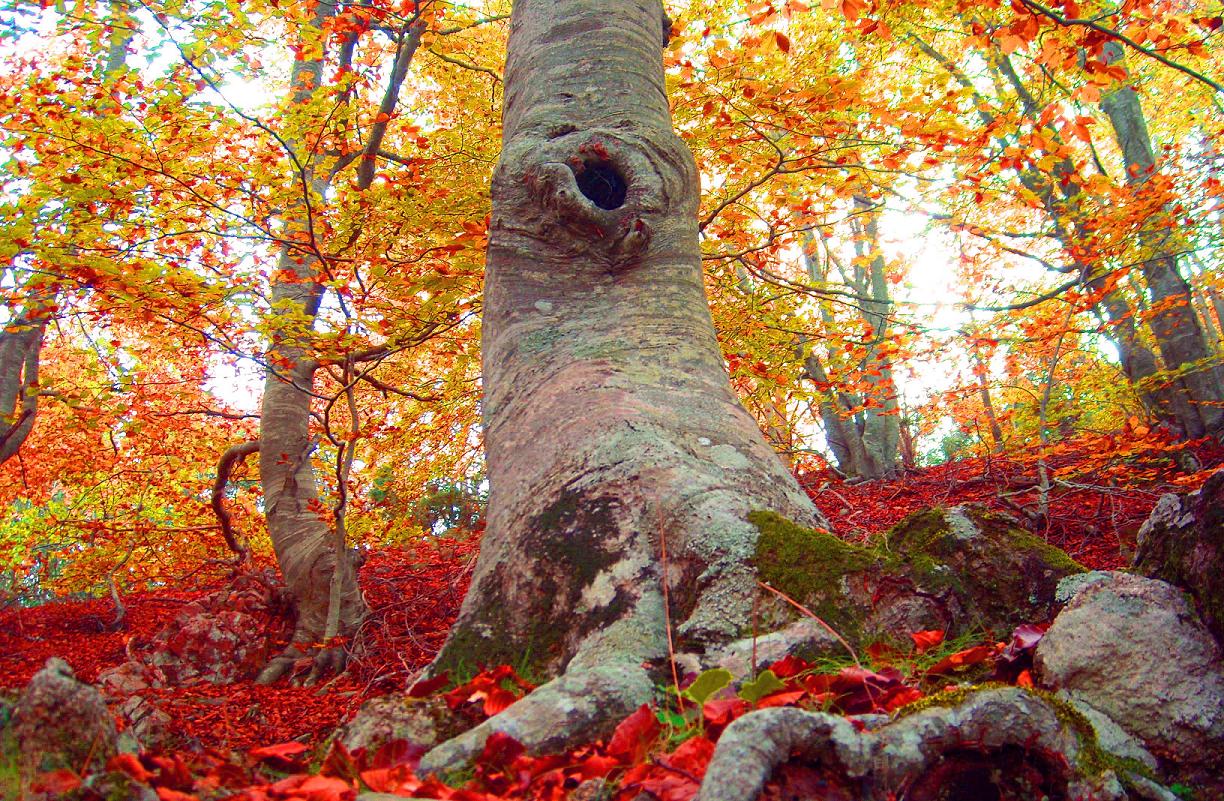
(575, 160, 627, 210)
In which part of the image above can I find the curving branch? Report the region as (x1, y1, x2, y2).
(211, 440, 260, 566)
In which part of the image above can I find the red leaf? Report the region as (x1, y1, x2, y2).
(296, 774, 356, 801)
(32, 770, 82, 794)
(250, 741, 309, 762)
(482, 686, 519, 716)
(408, 672, 451, 698)
(477, 731, 525, 769)
(768, 654, 810, 678)
(108, 753, 156, 783)
(884, 687, 923, 712)
(606, 704, 660, 764)
(666, 735, 716, 778)
(155, 789, 199, 801)
(910, 629, 945, 653)
(756, 689, 807, 708)
(927, 644, 997, 675)
(702, 697, 750, 728)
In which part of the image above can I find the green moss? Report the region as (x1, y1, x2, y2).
(894, 684, 1155, 785)
(749, 510, 875, 638)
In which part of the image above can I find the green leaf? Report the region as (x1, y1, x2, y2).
(655, 708, 686, 729)
(682, 668, 733, 705)
(738, 669, 785, 703)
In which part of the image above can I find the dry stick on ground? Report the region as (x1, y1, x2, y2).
(212, 441, 260, 567)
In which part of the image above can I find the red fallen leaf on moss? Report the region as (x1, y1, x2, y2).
(444, 664, 534, 717)
(478, 731, 526, 769)
(32, 769, 82, 794)
(884, 686, 923, 712)
(108, 753, 157, 783)
(607, 703, 660, 764)
(149, 754, 194, 789)
(155, 788, 200, 801)
(927, 644, 997, 676)
(295, 774, 357, 801)
(768, 653, 811, 678)
(408, 671, 450, 698)
(667, 735, 716, 777)
(756, 689, 807, 708)
(360, 765, 420, 793)
(703, 697, 750, 728)
(910, 629, 945, 653)
(250, 741, 309, 762)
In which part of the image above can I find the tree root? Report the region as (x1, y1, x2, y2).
(256, 643, 348, 686)
(696, 687, 1153, 801)
(417, 660, 654, 777)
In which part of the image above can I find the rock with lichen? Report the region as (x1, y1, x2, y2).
(1035, 572, 1224, 790)
(1133, 470, 1224, 646)
(9, 658, 118, 775)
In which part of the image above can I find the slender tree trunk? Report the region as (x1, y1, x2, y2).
(256, 0, 367, 682)
(433, 0, 822, 679)
(852, 197, 900, 477)
(0, 312, 45, 466)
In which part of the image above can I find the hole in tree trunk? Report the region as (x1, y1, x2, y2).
(575, 160, 627, 210)
(906, 747, 1068, 801)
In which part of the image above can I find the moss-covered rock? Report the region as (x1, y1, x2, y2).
(749, 504, 1085, 648)
(1134, 470, 1224, 646)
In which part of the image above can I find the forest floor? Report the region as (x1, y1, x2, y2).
(2, 434, 1220, 799)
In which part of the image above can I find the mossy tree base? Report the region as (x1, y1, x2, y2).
(695, 687, 1159, 801)
(749, 505, 1086, 648)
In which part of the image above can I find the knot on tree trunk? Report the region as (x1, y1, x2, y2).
(497, 129, 694, 269)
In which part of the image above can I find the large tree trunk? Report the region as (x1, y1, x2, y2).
(1099, 41, 1224, 437)
(424, 0, 823, 768)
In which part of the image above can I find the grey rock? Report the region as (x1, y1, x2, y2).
(1134, 471, 1224, 645)
(705, 618, 839, 677)
(1055, 570, 1118, 604)
(1034, 573, 1224, 782)
(337, 694, 450, 755)
(10, 658, 118, 774)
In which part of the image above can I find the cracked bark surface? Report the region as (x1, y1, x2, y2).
(422, 0, 823, 771)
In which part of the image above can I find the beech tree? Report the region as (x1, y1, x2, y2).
(420, 0, 825, 771)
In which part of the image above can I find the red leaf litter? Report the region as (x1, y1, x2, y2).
(2, 442, 1220, 800)
(0, 538, 475, 752)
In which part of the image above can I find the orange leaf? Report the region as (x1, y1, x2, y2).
(250, 741, 309, 761)
(910, 629, 945, 653)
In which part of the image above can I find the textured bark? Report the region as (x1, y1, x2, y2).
(798, 226, 897, 481)
(695, 689, 1141, 801)
(0, 313, 45, 466)
(433, 0, 823, 680)
(255, 0, 367, 682)
(1100, 41, 1224, 437)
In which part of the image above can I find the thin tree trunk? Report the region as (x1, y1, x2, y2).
(433, 0, 822, 678)
(851, 196, 900, 478)
(256, 0, 365, 682)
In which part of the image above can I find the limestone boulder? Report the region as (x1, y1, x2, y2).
(1134, 470, 1224, 645)
(1034, 572, 1224, 787)
(9, 658, 118, 774)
